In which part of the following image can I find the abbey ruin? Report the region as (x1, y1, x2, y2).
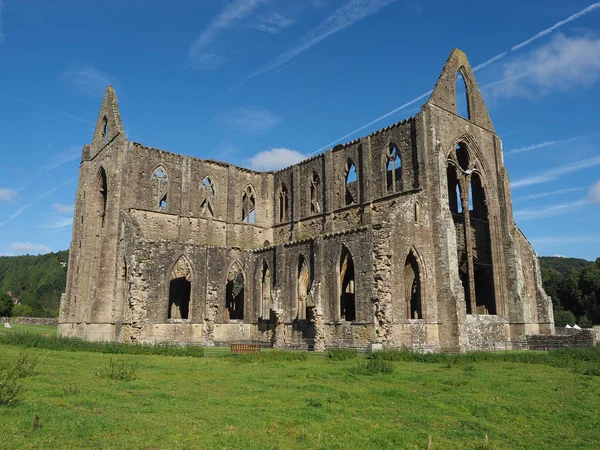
(58, 49, 554, 351)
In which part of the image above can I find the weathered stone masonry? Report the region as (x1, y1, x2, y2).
(59, 49, 554, 351)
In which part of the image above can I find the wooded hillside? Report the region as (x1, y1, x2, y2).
(539, 256, 600, 326)
(0, 251, 68, 317)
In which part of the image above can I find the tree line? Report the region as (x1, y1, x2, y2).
(539, 256, 600, 327)
(0, 251, 598, 326)
(0, 251, 68, 317)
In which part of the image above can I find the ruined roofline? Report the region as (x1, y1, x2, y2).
(128, 114, 416, 177)
(273, 115, 417, 174)
(425, 48, 495, 133)
(130, 142, 265, 175)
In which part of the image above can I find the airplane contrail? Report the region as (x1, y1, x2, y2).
(310, 3, 600, 156)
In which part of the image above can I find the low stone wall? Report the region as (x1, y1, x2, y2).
(526, 330, 596, 350)
(555, 326, 590, 336)
(1, 317, 59, 326)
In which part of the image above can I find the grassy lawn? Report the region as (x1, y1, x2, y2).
(1, 334, 599, 449)
(0, 324, 57, 336)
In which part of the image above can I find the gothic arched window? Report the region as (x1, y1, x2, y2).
(345, 159, 358, 206)
(152, 167, 168, 212)
(200, 176, 215, 217)
(242, 186, 256, 224)
(310, 172, 321, 214)
(386, 144, 402, 193)
(279, 183, 289, 223)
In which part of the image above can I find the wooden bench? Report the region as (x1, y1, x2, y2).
(230, 343, 262, 354)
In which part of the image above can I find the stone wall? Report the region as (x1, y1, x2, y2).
(526, 330, 596, 350)
(2, 317, 59, 326)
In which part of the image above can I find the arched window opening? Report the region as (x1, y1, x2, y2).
(96, 168, 108, 228)
(414, 201, 420, 223)
(386, 144, 402, 193)
(310, 172, 321, 214)
(226, 264, 244, 320)
(102, 117, 108, 146)
(152, 167, 168, 212)
(200, 176, 215, 217)
(263, 240, 271, 247)
(279, 183, 289, 223)
(470, 173, 496, 315)
(457, 185, 463, 213)
(459, 262, 471, 314)
(261, 261, 271, 320)
(470, 174, 487, 219)
(456, 143, 470, 172)
(242, 186, 256, 224)
(158, 196, 167, 211)
(450, 151, 497, 316)
(446, 164, 461, 215)
(168, 257, 192, 320)
(468, 181, 474, 212)
(339, 246, 356, 322)
(169, 278, 191, 319)
(297, 255, 310, 320)
(405, 252, 422, 319)
(345, 159, 358, 206)
(456, 70, 470, 119)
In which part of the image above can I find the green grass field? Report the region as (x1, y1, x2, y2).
(0, 323, 58, 336)
(1, 328, 599, 449)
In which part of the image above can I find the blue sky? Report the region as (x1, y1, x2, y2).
(1, 0, 599, 259)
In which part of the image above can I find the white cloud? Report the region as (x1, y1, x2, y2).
(511, 156, 600, 189)
(41, 147, 81, 171)
(513, 199, 589, 222)
(492, 34, 600, 99)
(187, 0, 270, 69)
(63, 64, 119, 97)
(215, 107, 281, 134)
(52, 203, 74, 214)
(0, 188, 17, 203)
(239, 0, 397, 86)
(248, 148, 307, 171)
(588, 181, 600, 204)
(9, 243, 51, 255)
(513, 187, 586, 202)
(507, 133, 597, 155)
(254, 12, 294, 34)
(41, 217, 73, 230)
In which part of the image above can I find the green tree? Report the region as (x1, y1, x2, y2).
(558, 269, 583, 316)
(553, 308, 576, 327)
(12, 304, 33, 317)
(0, 293, 13, 316)
(579, 315, 592, 328)
(541, 268, 562, 307)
